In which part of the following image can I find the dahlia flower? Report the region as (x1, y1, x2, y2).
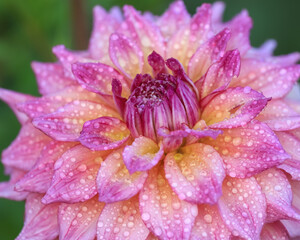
(1, 1, 300, 239)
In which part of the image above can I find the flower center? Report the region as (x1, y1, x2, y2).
(124, 52, 199, 141)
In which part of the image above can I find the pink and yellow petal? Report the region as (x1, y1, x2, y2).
(97, 196, 149, 240)
(97, 148, 148, 203)
(164, 143, 225, 204)
(139, 166, 198, 240)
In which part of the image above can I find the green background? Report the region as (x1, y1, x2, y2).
(0, 0, 299, 239)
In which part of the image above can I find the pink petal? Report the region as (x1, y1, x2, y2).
(255, 168, 300, 222)
(15, 141, 76, 193)
(199, 49, 241, 98)
(164, 143, 225, 204)
(124, 5, 165, 70)
(0, 169, 28, 201)
(72, 62, 130, 98)
(109, 32, 144, 79)
(42, 145, 108, 204)
(18, 85, 105, 119)
(211, 2, 225, 25)
(89, 6, 120, 63)
(257, 99, 300, 131)
(157, 1, 190, 39)
(0, 88, 35, 124)
(97, 148, 148, 203)
(32, 62, 76, 95)
(79, 117, 130, 151)
(202, 120, 289, 178)
(218, 176, 266, 239)
(231, 59, 300, 98)
(2, 123, 51, 171)
(281, 219, 300, 239)
(32, 100, 119, 141)
(97, 196, 149, 240)
(59, 196, 105, 240)
(139, 166, 198, 240)
(260, 222, 289, 240)
(290, 179, 300, 213)
(201, 87, 269, 129)
(146, 233, 158, 240)
(157, 127, 185, 152)
(190, 204, 231, 240)
(52, 45, 91, 73)
(188, 28, 231, 82)
(276, 131, 300, 180)
(123, 136, 164, 174)
(16, 193, 59, 240)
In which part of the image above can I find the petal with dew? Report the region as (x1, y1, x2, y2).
(202, 120, 289, 178)
(16, 193, 59, 240)
(0, 169, 28, 201)
(32, 100, 119, 141)
(42, 145, 108, 204)
(218, 176, 266, 240)
(199, 49, 241, 98)
(257, 99, 300, 131)
(0, 88, 35, 124)
(139, 166, 198, 240)
(59, 196, 105, 240)
(255, 168, 300, 222)
(123, 136, 164, 174)
(97, 148, 148, 203)
(188, 28, 231, 82)
(260, 222, 289, 240)
(97, 196, 149, 240)
(15, 141, 76, 193)
(32, 62, 76, 95)
(190, 204, 231, 240)
(164, 143, 225, 204)
(72, 62, 130, 98)
(109, 32, 144, 79)
(79, 117, 130, 151)
(201, 87, 269, 129)
(2, 123, 51, 171)
(277, 131, 300, 180)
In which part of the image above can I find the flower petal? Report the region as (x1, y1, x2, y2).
(42, 145, 107, 204)
(97, 196, 149, 240)
(0, 169, 28, 201)
(89, 6, 120, 63)
(260, 222, 289, 240)
(188, 28, 231, 82)
(2, 123, 51, 171)
(124, 5, 165, 70)
(202, 120, 289, 178)
(201, 87, 269, 129)
(59, 196, 105, 240)
(32, 100, 119, 141)
(109, 32, 144, 79)
(281, 219, 300, 239)
(199, 49, 241, 98)
(257, 99, 300, 131)
(139, 166, 198, 240)
(15, 141, 76, 193)
(164, 143, 225, 204)
(16, 193, 59, 240)
(277, 131, 300, 180)
(123, 136, 164, 174)
(0, 88, 35, 124)
(231, 59, 300, 98)
(190, 204, 231, 240)
(157, 1, 190, 39)
(32, 62, 76, 95)
(255, 168, 300, 222)
(72, 62, 130, 98)
(97, 148, 148, 203)
(218, 176, 266, 239)
(79, 117, 130, 151)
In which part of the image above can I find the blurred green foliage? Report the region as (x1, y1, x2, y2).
(0, 0, 299, 239)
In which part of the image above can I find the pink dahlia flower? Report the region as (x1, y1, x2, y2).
(1, 1, 300, 239)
